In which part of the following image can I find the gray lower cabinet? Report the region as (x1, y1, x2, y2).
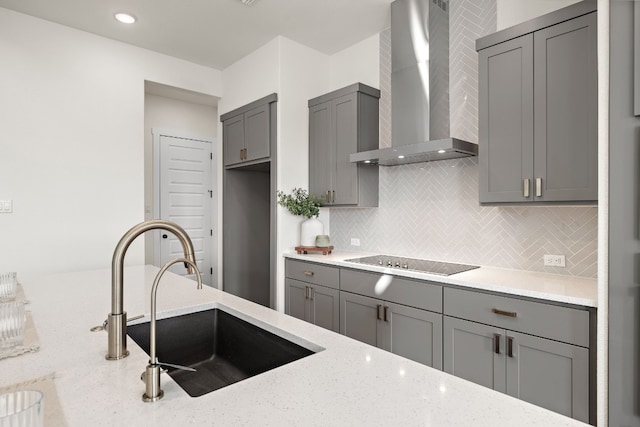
(340, 292, 442, 369)
(285, 278, 339, 333)
(221, 93, 276, 168)
(284, 260, 340, 333)
(308, 83, 380, 207)
(339, 268, 443, 369)
(443, 287, 591, 424)
(477, 7, 597, 204)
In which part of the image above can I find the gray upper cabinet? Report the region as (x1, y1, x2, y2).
(308, 83, 380, 207)
(443, 287, 591, 424)
(477, 5, 597, 204)
(221, 93, 277, 168)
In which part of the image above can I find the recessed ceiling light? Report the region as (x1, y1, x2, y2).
(114, 12, 136, 24)
(397, 155, 405, 159)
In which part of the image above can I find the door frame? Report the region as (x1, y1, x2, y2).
(152, 128, 217, 286)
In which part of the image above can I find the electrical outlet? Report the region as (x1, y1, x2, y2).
(0, 200, 12, 213)
(543, 254, 566, 267)
(350, 238, 361, 247)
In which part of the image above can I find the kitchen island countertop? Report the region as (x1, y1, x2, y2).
(285, 251, 597, 307)
(2, 265, 587, 426)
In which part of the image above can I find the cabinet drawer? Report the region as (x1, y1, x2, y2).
(285, 260, 339, 289)
(443, 287, 589, 347)
(340, 269, 442, 313)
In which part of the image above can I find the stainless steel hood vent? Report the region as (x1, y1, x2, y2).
(351, 0, 478, 166)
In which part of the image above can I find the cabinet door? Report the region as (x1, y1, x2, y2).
(309, 100, 333, 203)
(478, 34, 534, 203)
(443, 316, 506, 392)
(384, 302, 442, 369)
(533, 12, 597, 202)
(309, 284, 340, 333)
(506, 331, 589, 423)
(340, 292, 382, 347)
(332, 93, 359, 205)
(244, 104, 271, 163)
(284, 278, 309, 322)
(223, 114, 245, 167)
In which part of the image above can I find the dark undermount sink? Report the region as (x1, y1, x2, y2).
(127, 308, 316, 397)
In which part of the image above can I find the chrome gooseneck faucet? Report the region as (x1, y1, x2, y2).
(143, 257, 202, 402)
(106, 220, 197, 361)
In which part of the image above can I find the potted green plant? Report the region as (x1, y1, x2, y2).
(277, 188, 324, 246)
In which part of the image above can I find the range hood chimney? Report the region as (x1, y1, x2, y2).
(350, 0, 477, 166)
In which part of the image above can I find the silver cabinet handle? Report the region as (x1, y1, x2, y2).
(507, 336, 514, 358)
(303, 271, 314, 276)
(494, 334, 501, 354)
(383, 306, 389, 322)
(492, 308, 517, 318)
(305, 286, 310, 299)
(523, 178, 530, 198)
(535, 178, 542, 197)
(332, 190, 335, 204)
(326, 190, 331, 203)
(309, 287, 314, 300)
(376, 304, 382, 320)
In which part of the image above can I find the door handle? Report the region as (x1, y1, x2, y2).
(326, 190, 331, 203)
(507, 336, 514, 358)
(493, 334, 501, 354)
(305, 286, 310, 299)
(523, 178, 530, 198)
(535, 178, 542, 197)
(376, 304, 382, 320)
(331, 190, 335, 204)
(383, 306, 389, 322)
(162, 234, 168, 239)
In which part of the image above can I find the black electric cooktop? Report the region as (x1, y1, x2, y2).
(345, 255, 479, 276)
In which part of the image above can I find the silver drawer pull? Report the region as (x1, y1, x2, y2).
(492, 308, 517, 318)
(303, 271, 314, 276)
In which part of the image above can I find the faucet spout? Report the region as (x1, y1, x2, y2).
(106, 219, 198, 361)
(144, 257, 202, 402)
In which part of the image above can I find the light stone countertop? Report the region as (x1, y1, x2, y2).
(285, 251, 597, 307)
(1, 265, 589, 426)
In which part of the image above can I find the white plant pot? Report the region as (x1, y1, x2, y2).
(300, 217, 324, 247)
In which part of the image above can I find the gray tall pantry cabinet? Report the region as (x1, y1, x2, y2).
(308, 83, 379, 207)
(476, 1, 597, 204)
(221, 94, 277, 308)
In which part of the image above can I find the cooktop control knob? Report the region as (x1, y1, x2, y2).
(395, 262, 401, 268)
(378, 259, 383, 265)
(402, 263, 409, 269)
(387, 261, 393, 267)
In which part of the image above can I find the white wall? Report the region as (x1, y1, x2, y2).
(329, 34, 380, 91)
(497, 0, 582, 30)
(0, 8, 222, 278)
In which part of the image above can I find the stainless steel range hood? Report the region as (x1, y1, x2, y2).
(350, 0, 478, 166)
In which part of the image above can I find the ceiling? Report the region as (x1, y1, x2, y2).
(0, 0, 393, 70)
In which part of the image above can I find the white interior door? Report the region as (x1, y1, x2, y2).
(157, 133, 213, 285)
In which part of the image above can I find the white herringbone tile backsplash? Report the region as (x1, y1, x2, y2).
(329, 0, 597, 278)
(331, 159, 597, 277)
